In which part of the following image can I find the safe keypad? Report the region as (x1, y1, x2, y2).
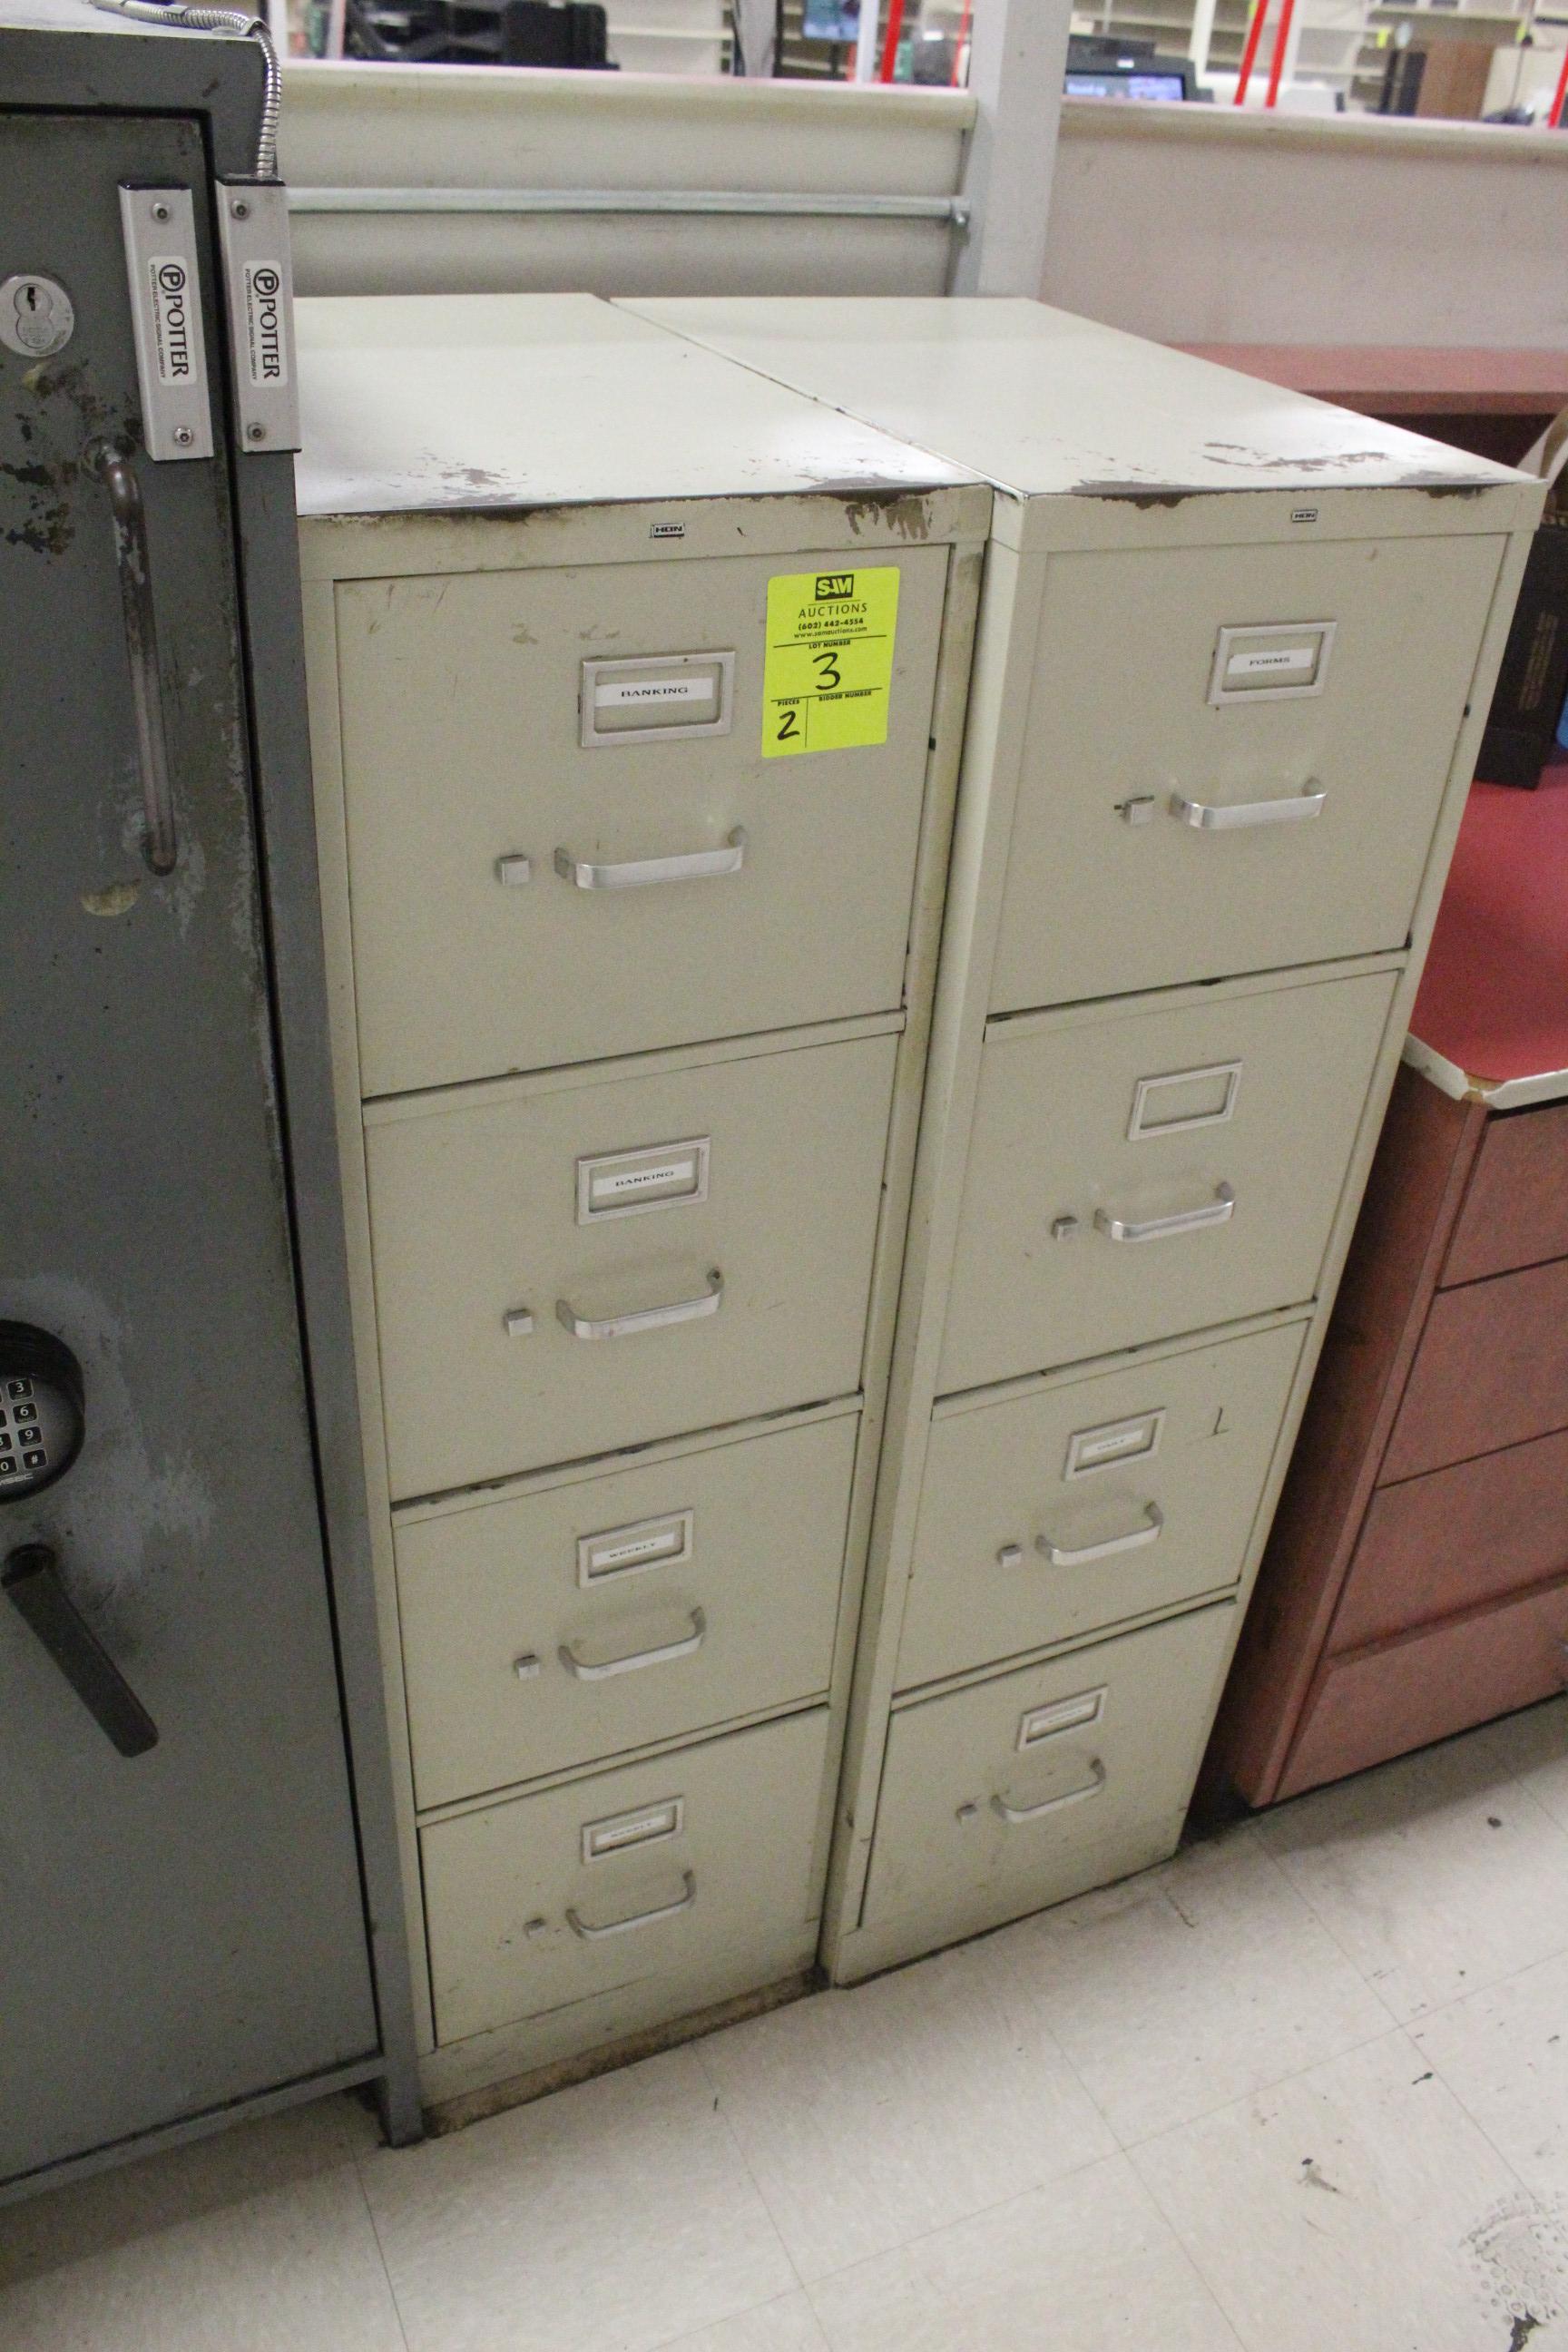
(0, 1384, 52, 1480)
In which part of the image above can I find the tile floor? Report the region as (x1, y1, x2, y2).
(6, 1696, 1568, 2352)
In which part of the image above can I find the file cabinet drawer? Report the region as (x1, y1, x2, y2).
(397, 1412, 857, 1809)
(421, 1707, 829, 2045)
(1440, 1101, 1568, 1288)
(366, 1027, 897, 1497)
(898, 1320, 1305, 1691)
(1331, 1427, 1568, 1654)
(938, 969, 1396, 1395)
(1384, 1255, 1568, 1484)
(862, 1605, 1235, 1948)
(1281, 1580, 1568, 1801)
(990, 531, 1502, 1017)
(334, 546, 949, 1096)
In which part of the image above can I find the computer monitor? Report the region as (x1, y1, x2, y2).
(1063, 50, 1197, 100)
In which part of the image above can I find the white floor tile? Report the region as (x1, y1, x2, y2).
(357, 2048, 796, 2352)
(664, 2293, 832, 2352)
(1413, 1949, 1568, 2200)
(1479, 1698, 1568, 1835)
(697, 1931, 1115, 2285)
(1018, 1825, 1392, 2143)
(0, 2097, 405, 2352)
(806, 2151, 1244, 2352)
(1254, 1730, 1568, 2021)
(1132, 2029, 1568, 2352)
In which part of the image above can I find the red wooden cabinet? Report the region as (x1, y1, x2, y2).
(1207, 766, 1568, 1808)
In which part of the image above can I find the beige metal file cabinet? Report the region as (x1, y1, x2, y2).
(624, 297, 1543, 1981)
(293, 294, 990, 2105)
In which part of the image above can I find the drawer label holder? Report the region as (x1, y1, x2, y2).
(582, 1795, 685, 1863)
(1018, 1688, 1106, 1749)
(1065, 1410, 1165, 1479)
(576, 1137, 710, 1223)
(763, 566, 899, 759)
(578, 1509, 694, 1587)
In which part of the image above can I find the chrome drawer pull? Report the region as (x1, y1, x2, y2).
(1170, 783, 1326, 832)
(566, 1870, 697, 1941)
(1036, 1503, 1163, 1569)
(559, 1607, 706, 1681)
(555, 1269, 722, 1342)
(1094, 1183, 1234, 1244)
(554, 828, 746, 891)
(990, 1760, 1107, 1825)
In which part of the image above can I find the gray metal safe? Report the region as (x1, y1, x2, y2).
(0, 4, 417, 2195)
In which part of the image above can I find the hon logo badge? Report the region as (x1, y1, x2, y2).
(763, 566, 900, 758)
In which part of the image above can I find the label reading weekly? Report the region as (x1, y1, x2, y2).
(762, 567, 899, 759)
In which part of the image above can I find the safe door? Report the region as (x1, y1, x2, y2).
(0, 110, 377, 2190)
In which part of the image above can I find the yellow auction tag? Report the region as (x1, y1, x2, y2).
(762, 566, 900, 759)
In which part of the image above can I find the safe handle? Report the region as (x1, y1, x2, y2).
(3, 1544, 159, 1758)
(1170, 783, 1326, 833)
(85, 441, 178, 876)
(558, 1607, 706, 1681)
(555, 1270, 722, 1342)
(1035, 1503, 1163, 1570)
(566, 1870, 697, 1941)
(1094, 1183, 1235, 1245)
(989, 1761, 1107, 1825)
(554, 828, 747, 891)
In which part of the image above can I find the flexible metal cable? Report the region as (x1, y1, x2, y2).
(88, 0, 280, 181)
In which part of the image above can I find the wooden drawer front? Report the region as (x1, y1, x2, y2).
(937, 970, 1396, 1396)
(397, 1414, 856, 1810)
(334, 546, 949, 1097)
(421, 1707, 829, 2045)
(990, 531, 1501, 1018)
(898, 1321, 1305, 1692)
(1385, 1257, 1568, 1485)
(1333, 1427, 1568, 1654)
(366, 1030, 897, 1499)
(862, 1604, 1236, 1947)
(1443, 1104, 1568, 1288)
(1279, 1582, 1568, 1800)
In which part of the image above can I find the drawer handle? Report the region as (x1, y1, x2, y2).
(555, 1269, 722, 1342)
(1094, 1183, 1234, 1244)
(566, 1870, 697, 1941)
(559, 1607, 707, 1681)
(1170, 783, 1326, 832)
(554, 828, 747, 891)
(990, 1760, 1107, 1825)
(1035, 1503, 1163, 1569)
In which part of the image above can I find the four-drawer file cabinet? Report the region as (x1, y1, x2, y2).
(625, 298, 1544, 1980)
(294, 295, 989, 2106)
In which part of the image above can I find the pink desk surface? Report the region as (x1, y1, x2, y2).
(1407, 752, 1568, 1105)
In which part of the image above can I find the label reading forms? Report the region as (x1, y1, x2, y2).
(148, 257, 199, 387)
(242, 261, 288, 387)
(762, 565, 900, 759)
(1226, 643, 1316, 683)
